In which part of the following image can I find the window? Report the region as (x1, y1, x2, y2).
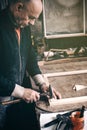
(43, 0, 87, 39)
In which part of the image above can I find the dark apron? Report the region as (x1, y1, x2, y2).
(0, 97, 40, 130)
(0, 97, 12, 128)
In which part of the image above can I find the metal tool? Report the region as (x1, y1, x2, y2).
(49, 85, 53, 98)
(39, 85, 53, 106)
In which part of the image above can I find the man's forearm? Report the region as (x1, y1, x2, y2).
(11, 74, 49, 98)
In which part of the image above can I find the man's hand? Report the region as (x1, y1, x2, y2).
(51, 87, 62, 99)
(22, 88, 40, 103)
(39, 83, 61, 99)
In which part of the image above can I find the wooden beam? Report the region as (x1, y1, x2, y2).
(44, 57, 87, 65)
(44, 69, 87, 78)
(49, 96, 87, 106)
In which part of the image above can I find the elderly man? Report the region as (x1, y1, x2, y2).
(0, 0, 61, 130)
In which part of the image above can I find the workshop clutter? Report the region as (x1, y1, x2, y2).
(70, 111, 84, 130)
(70, 106, 85, 130)
(43, 47, 87, 61)
(43, 106, 85, 130)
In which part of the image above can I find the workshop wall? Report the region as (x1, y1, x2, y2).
(44, 0, 84, 35)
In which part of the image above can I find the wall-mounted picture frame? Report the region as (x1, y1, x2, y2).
(43, 0, 87, 39)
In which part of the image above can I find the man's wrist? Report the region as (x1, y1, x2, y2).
(33, 74, 45, 86)
(33, 74, 49, 87)
(11, 84, 24, 98)
(39, 83, 46, 88)
(39, 83, 49, 92)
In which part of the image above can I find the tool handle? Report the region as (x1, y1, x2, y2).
(49, 85, 53, 98)
(43, 118, 59, 128)
(1, 99, 21, 105)
(79, 105, 85, 118)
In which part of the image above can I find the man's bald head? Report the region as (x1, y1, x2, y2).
(24, 0, 42, 17)
(8, 0, 42, 5)
(9, 0, 42, 15)
(9, 0, 42, 27)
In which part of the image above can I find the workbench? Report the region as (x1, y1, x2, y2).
(38, 57, 87, 112)
(36, 57, 87, 130)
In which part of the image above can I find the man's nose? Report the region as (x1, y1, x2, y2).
(28, 19, 35, 25)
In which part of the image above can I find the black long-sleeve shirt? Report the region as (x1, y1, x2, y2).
(0, 8, 41, 96)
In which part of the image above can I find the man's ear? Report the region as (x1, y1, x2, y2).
(16, 3, 24, 11)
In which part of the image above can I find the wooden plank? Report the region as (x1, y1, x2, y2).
(44, 69, 87, 77)
(44, 33, 86, 39)
(49, 96, 87, 106)
(44, 57, 87, 65)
